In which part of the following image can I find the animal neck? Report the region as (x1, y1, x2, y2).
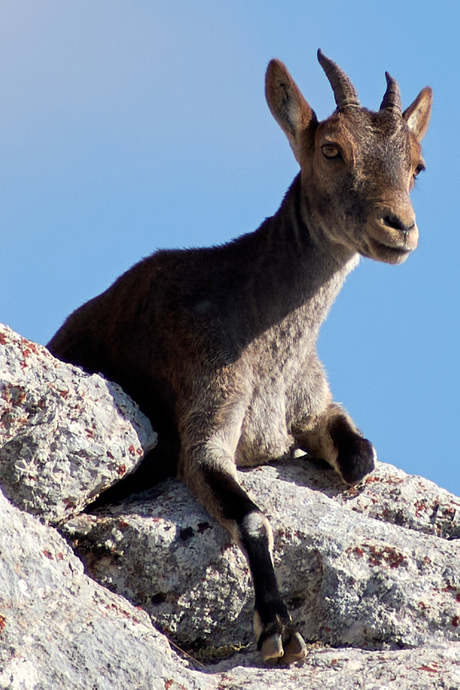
(229, 174, 359, 337)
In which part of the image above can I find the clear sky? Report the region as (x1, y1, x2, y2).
(1, 1, 459, 495)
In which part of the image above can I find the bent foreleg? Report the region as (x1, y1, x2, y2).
(294, 403, 376, 485)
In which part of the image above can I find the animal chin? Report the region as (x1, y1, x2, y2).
(362, 236, 413, 264)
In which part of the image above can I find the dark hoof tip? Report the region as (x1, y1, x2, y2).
(261, 633, 284, 663)
(339, 438, 377, 486)
(261, 631, 307, 665)
(281, 631, 307, 664)
(329, 416, 377, 486)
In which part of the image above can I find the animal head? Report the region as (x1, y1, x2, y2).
(265, 50, 432, 264)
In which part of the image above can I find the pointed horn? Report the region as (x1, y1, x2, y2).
(317, 49, 360, 109)
(380, 72, 402, 114)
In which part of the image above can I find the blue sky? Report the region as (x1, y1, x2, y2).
(1, 1, 459, 495)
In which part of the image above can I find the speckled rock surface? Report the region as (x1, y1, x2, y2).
(62, 460, 460, 656)
(62, 480, 253, 653)
(2, 325, 460, 689)
(0, 487, 213, 690)
(298, 456, 460, 539)
(1, 484, 460, 690)
(0, 324, 156, 523)
(208, 643, 460, 689)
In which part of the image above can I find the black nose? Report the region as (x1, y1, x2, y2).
(383, 215, 415, 234)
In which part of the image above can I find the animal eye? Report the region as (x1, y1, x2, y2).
(322, 144, 341, 159)
(414, 162, 426, 178)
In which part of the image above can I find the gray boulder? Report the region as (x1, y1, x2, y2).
(1, 323, 460, 689)
(0, 324, 156, 523)
(0, 485, 213, 690)
(209, 642, 460, 689)
(62, 460, 460, 656)
(1, 476, 458, 690)
(1, 486, 459, 690)
(308, 458, 460, 539)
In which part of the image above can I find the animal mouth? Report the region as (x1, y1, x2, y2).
(362, 236, 413, 264)
(369, 236, 412, 256)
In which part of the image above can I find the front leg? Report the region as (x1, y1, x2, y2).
(294, 403, 376, 485)
(178, 429, 306, 664)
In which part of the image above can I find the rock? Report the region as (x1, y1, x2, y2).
(0, 324, 157, 523)
(0, 486, 215, 690)
(61, 460, 460, 656)
(209, 643, 460, 689)
(1, 486, 459, 690)
(1, 323, 460, 688)
(298, 457, 460, 539)
(62, 479, 254, 654)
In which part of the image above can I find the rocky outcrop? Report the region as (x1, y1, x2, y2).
(62, 462, 460, 655)
(0, 486, 209, 690)
(1, 323, 460, 689)
(0, 325, 157, 522)
(2, 482, 460, 690)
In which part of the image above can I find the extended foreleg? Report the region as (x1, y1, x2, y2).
(179, 446, 306, 664)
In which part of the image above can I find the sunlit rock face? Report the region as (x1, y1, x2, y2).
(1, 323, 460, 689)
(0, 324, 156, 523)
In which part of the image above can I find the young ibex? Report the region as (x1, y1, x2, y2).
(48, 51, 432, 664)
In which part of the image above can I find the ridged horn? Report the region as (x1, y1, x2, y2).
(380, 72, 402, 114)
(317, 49, 360, 109)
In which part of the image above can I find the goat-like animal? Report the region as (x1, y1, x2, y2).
(48, 51, 432, 663)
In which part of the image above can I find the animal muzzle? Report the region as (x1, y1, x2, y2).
(364, 204, 418, 264)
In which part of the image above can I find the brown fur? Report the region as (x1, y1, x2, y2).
(48, 51, 432, 663)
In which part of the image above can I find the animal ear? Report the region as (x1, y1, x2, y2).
(265, 59, 317, 162)
(403, 86, 433, 141)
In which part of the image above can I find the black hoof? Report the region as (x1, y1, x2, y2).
(338, 436, 376, 485)
(329, 416, 376, 485)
